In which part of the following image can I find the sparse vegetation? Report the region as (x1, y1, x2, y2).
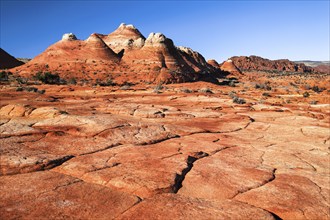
(232, 96, 246, 104)
(181, 88, 192, 93)
(153, 83, 164, 93)
(68, 78, 77, 85)
(228, 91, 237, 98)
(311, 85, 325, 93)
(16, 86, 44, 94)
(35, 72, 61, 84)
(255, 83, 272, 91)
(303, 91, 310, 98)
(228, 80, 236, 87)
(0, 71, 10, 81)
(199, 88, 213, 94)
(120, 85, 131, 90)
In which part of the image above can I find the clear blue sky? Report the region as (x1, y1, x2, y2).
(1, 0, 329, 62)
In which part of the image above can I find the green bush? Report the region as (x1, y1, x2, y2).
(35, 72, 60, 84)
(0, 71, 9, 81)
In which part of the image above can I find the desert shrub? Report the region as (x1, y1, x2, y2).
(16, 77, 28, 84)
(303, 91, 310, 98)
(35, 72, 60, 84)
(98, 79, 116, 87)
(120, 85, 131, 90)
(68, 78, 77, 85)
(0, 71, 9, 81)
(262, 92, 271, 97)
(311, 85, 325, 93)
(233, 96, 246, 104)
(25, 87, 38, 92)
(255, 83, 272, 91)
(16, 86, 40, 93)
(228, 91, 237, 98)
(181, 88, 192, 93)
(310, 100, 318, 105)
(153, 83, 163, 93)
(38, 89, 46, 94)
(199, 88, 213, 94)
(228, 80, 236, 87)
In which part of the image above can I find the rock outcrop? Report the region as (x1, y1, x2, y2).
(230, 55, 314, 73)
(220, 59, 242, 77)
(10, 24, 219, 84)
(0, 48, 24, 69)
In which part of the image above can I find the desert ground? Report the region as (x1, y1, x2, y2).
(1, 72, 329, 219)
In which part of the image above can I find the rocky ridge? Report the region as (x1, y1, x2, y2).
(230, 55, 314, 73)
(10, 23, 222, 84)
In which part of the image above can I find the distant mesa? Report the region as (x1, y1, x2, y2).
(229, 55, 313, 73)
(0, 48, 24, 69)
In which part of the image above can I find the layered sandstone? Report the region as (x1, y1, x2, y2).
(10, 24, 219, 84)
(230, 55, 314, 73)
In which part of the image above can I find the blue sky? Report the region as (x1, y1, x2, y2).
(1, 0, 329, 62)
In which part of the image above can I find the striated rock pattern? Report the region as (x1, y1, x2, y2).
(230, 55, 314, 73)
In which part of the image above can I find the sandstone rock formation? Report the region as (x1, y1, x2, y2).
(230, 55, 314, 73)
(220, 59, 242, 77)
(0, 48, 24, 69)
(10, 24, 220, 84)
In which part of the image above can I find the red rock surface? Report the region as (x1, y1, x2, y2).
(230, 55, 314, 73)
(1, 66, 329, 219)
(0, 48, 24, 69)
(314, 64, 330, 74)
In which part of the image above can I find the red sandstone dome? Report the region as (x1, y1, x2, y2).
(220, 59, 242, 77)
